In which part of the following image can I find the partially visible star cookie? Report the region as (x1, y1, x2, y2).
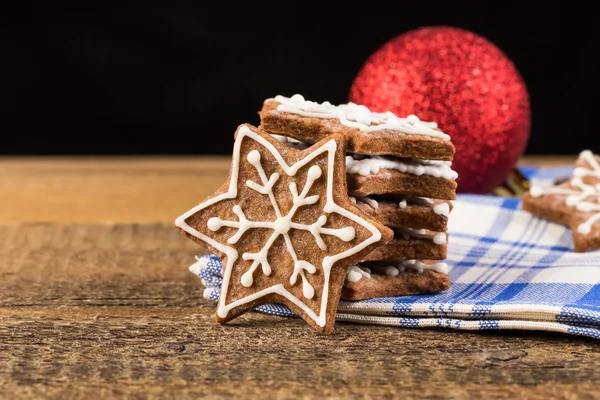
(522, 150, 600, 252)
(175, 124, 393, 334)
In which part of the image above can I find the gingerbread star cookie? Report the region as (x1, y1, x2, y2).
(175, 124, 392, 334)
(522, 150, 600, 252)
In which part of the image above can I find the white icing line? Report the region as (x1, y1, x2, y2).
(348, 192, 452, 218)
(353, 194, 451, 217)
(346, 155, 458, 180)
(530, 149, 600, 236)
(433, 232, 448, 245)
(433, 203, 451, 216)
(347, 265, 372, 283)
(271, 94, 450, 140)
(175, 126, 383, 328)
(396, 228, 447, 244)
(398, 195, 451, 217)
(348, 260, 449, 282)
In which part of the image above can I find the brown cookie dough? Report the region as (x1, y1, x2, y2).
(175, 124, 393, 334)
(362, 234, 447, 261)
(523, 184, 600, 252)
(352, 195, 450, 231)
(342, 269, 451, 301)
(260, 99, 455, 161)
(522, 183, 573, 226)
(347, 169, 457, 200)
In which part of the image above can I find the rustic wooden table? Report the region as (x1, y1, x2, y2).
(1, 155, 599, 399)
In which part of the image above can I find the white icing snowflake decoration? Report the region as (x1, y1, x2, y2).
(175, 125, 382, 328)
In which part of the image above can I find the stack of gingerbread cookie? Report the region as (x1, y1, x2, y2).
(259, 94, 457, 300)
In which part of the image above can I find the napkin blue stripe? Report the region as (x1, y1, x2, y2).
(191, 169, 600, 340)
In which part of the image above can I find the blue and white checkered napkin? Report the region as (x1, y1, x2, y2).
(192, 167, 600, 340)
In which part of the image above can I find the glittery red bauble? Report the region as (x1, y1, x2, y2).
(349, 26, 531, 194)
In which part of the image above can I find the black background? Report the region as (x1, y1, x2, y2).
(5, 4, 600, 155)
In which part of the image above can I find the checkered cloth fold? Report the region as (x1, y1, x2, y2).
(192, 167, 600, 339)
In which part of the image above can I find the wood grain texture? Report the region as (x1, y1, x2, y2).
(0, 156, 230, 223)
(1, 156, 598, 399)
(0, 155, 577, 224)
(1, 223, 600, 399)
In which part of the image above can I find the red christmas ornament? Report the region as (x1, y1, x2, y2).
(349, 26, 531, 194)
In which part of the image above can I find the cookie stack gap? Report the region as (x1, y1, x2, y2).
(259, 94, 458, 300)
